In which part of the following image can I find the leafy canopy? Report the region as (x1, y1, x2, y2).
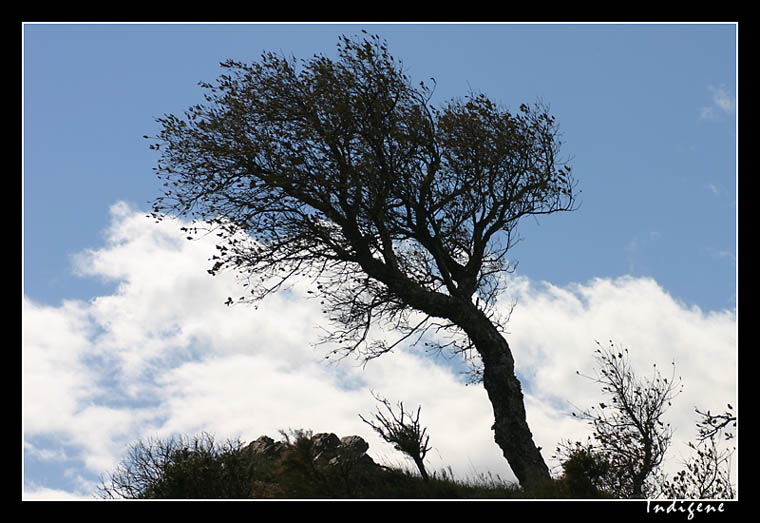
(150, 33, 576, 363)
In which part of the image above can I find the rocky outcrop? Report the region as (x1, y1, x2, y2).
(244, 435, 286, 459)
(244, 431, 384, 498)
(339, 435, 369, 455)
(311, 432, 342, 460)
(244, 432, 377, 468)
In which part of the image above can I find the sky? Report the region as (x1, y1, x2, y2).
(22, 22, 738, 500)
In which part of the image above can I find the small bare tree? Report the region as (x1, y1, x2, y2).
(360, 392, 432, 481)
(555, 340, 683, 498)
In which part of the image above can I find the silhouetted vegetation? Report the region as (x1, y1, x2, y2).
(97, 430, 529, 499)
(659, 405, 736, 499)
(148, 31, 577, 489)
(97, 342, 735, 500)
(97, 433, 254, 499)
(554, 341, 736, 500)
(359, 392, 432, 481)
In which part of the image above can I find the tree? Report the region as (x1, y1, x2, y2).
(359, 391, 432, 481)
(148, 32, 576, 489)
(555, 341, 683, 498)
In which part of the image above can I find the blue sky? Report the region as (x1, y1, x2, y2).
(22, 23, 737, 499)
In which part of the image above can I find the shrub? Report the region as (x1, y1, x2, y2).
(97, 432, 254, 499)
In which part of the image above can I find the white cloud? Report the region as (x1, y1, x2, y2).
(503, 275, 737, 456)
(23, 485, 95, 501)
(24, 441, 68, 462)
(710, 85, 736, 114)
(699, 84, 736, 121)
(23, 202, 738, 498)
(22, 298, 97, 433)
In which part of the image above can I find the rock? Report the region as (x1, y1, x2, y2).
(335, 435, 376, 468)
(340, 435, 369, 456)
(245, 435, 284, 458)
(312, 432, 342, 451)
(243, 431, 387, 497)
(311, 432, 342, 461)
(245, 432, 376, 469)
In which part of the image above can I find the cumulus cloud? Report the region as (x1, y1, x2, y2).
(23, 202, 737, 498)
(503, 276, 737, 453)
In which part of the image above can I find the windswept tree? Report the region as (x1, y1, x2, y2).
(360, 392, 432, 481)
(149, 33, 576, 489)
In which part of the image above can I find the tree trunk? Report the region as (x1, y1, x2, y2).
(376, 271, 551, 490)
(413, 457, 430, 482)
(456, 304, 552, 490)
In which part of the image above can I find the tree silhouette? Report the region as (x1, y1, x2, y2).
(149, 32, 576, 488)
(360, 392, 432, 481)
(555, 341, 682, 498)
(555, 341, 736, 499)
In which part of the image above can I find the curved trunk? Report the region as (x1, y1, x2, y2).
(456, 304, 551, 490)
(371, 269, 551, 489)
